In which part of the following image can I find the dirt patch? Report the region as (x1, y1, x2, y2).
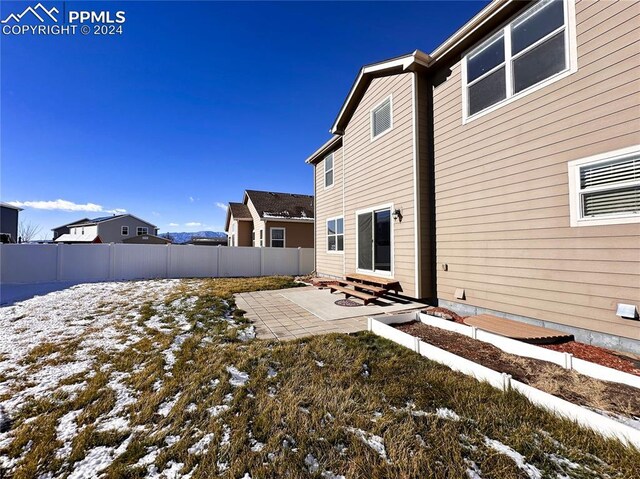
(396, 321, 640, 419)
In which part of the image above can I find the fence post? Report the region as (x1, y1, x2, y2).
(414, 337, 420, 354)
(109, 243, 116, 280)
(297, 247, 302, 276)
(259, 247, 264, 276)
(564, 352, 573, 370)
(56, 243, 63, 281)
(502, 373, 512, 391)
(215, 245, 220, 277)
(367, 317, 373, 331)
(166, 244, 171, 279)
(471, 326, 478, 340)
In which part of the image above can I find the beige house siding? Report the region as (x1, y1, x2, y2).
(265, 221, 314, 248)
(314, 145, 345, 278)
(432, 0, 640, 339)
(246, 199, 265, 246)
(237, 220, 253, 247)
(343, 73, 418, 296)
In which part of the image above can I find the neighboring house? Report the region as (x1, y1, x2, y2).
(225, 203, 254, 247)
(52, 218, 90, 241)
(224, 190, 314, 248)
(53, 214, 159, 243)
(0, 202, 22, 243)
(186, 237, 228, 246)
(122, 234, 172, 245)
(307, 0, 640, 350)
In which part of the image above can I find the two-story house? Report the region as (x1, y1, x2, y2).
(53, 214, 159, 243)
(224, 190, 314, 248)
(0, 203, 22, 243)
(307, 0, 639, 352)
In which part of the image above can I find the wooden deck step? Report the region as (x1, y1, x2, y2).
(464, 314, 573, 344)
(338, 280, 386, 295)
(329, 285, 377, 305)
(345, 273, 401, 294)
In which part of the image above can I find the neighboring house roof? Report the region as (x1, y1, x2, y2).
(187, 237, 227, 245)
(122, 234, 171, 244)
(229, 203, 252, 220)
(51, 218, 90, 231)
(224, 202, 252, 232)
(54, 214, 158, 230)
(244, 190, 314, 220)
(305, 135, 343, 165)
(54, 233, 101, 243)
(328, 0, 524, 135)
(0, 202, 23, 211)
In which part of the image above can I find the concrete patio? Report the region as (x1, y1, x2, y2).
(235, 285, 425, 340)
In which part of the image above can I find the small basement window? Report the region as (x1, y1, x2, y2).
(325, 153, 334, 188)
(327, 217, 344, 252)
(371, 96, 393, 139)
(568, 146, 640, 226)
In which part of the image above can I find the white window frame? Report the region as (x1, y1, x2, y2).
(326, 216, 344, 254)
(137, 227, 148, 235)
(324, 153, 334, 189)
(462, 0, 577, 124)
(370, 95, 393, 141)
(355, 203, 394, 278)
(568, 145, 640, 227)
(121, 226, 129, 236)
(270, 227, 285, 248)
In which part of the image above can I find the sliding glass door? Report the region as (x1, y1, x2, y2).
(357, 207, 391, 274)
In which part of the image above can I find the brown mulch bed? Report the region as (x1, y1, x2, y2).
(396, 321, 640, 419)
(541, 341, 640, 376)
(422, 306, 640, 376)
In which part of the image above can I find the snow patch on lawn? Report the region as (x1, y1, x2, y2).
(67, 435, 132, 479)
(485, 437, 541, 479)
(0, 280, 179, 413)
(226, 366, 249, 387)
(188, 433, 214, 455)
(346, 427, 388, 462)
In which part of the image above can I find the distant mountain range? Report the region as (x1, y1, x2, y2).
(160, 231, 226, 244)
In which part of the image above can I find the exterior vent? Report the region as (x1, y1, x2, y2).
(372, 97, 392, 138)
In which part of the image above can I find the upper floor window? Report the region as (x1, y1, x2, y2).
(121, 226, 129, 236)
(464, 0, 574, 120)
(137, 227, 148, 235)
(327, 217, 344, 252)
(270, 228, 285, 248)
(325, 153, 334, 188)
(371, 96, 393, 139)
(568, 146, 640, 227)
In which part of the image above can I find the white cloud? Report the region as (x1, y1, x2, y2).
(8, 199, 126, 214)
(189, 196, 195, 203)
(185, 222, 202, 227)
(151, 211, 161, 217)
(215, 202, 227, 212)
(168, 222, 179, 227)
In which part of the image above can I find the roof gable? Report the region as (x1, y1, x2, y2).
(244, 190, 314, 220)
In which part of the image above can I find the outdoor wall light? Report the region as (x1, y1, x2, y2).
(616, 303, 638, 320)
(392, 209, 403, 222)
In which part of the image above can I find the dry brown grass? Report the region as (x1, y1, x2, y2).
(0, 276, 637, 479)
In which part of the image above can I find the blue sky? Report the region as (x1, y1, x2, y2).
(1, 0, 487, 238)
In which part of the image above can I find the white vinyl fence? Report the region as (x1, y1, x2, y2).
(0, 244, 314, 284)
